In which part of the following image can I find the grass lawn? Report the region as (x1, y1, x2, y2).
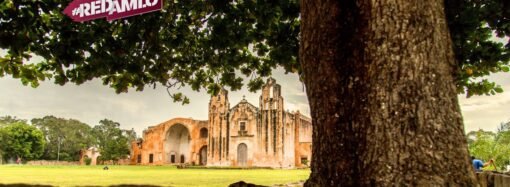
(0, 165, 310, 187)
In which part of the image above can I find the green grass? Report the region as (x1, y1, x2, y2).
(0, 165, 310, 187)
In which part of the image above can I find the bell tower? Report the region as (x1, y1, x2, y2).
(259, 78, 284, 159)
(208, 88, 230, 165)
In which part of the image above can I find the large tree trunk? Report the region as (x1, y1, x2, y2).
(300, 0, 477, 186)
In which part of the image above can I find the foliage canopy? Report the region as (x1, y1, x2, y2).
(0, 115, 134, 163)
(92, 119, 133, 162)
(0, 122, 45, 161)
(0, 0, 508, 101)
(467, 122, 510, 171)
(31, 116, 95, 161)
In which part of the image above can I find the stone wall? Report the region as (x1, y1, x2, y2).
(477, 171, 510, 187)
(102, 158, 130, 165)
(26, 160, 80, 165)
(293, 113, 312, 168)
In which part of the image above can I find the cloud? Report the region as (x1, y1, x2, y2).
(459, 72, 510, 132)
(1, 48, 509, 135)
(0, 65, 316, 136)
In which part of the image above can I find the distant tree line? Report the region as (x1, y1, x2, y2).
(0, 115, 136, 164)
(467, 121, 510, 171)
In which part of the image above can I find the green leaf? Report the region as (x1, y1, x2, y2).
(501, 66, 510, 72)
(494, 87, 504, 93)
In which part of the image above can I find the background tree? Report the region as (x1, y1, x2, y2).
(0, 116, 27, 126)
(467, 128, 510, 171)
(123, 128, 137, 152)
(467, 130, 497, 160)
(0, 122, 45, 161)
(0, 116, 28, 163)
(31, 116, 94, 161)
(92, 119, 131, 163)
(123, 128, 137, 143)
(0, 0, 509, 185)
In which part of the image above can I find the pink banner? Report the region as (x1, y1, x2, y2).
(63, 0, 163, 22)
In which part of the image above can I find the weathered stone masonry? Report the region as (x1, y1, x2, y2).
(131, 78, 312, 168)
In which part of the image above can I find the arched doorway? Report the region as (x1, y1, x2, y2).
(199, 146, 207, 165)
(82, 155, 90, 165)
(165, 124, 190, 164)
(237, 143, 248, 167)
(170, 152, 176, 163)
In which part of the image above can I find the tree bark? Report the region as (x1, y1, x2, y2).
(300, 0, 477, 186)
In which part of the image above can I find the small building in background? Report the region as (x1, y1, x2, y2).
(80, 147, 101, 165)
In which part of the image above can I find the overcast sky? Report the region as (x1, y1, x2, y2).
(0, 65, 310, 135)
(458, 72, 510, 132)
(1, 67, 509, 136)
(1, 52, 509, 136)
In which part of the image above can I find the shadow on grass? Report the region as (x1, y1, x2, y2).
(0, 184, 164, 187)
(228, 181, 267, 187)
(0, 181, 269, 187)
(0, 184, 54, 187)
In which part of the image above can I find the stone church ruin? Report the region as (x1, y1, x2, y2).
(130, 78, 312, 168)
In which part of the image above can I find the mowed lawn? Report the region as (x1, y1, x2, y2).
(0, 165, 310, 187)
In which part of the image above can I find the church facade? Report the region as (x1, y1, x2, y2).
(130, 78, 312, 168)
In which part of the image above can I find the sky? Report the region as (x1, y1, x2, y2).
(1, 65, 509, 136)
(458, 72, 510, 132)
(1, 53, 510, 136)
(0, 65, 309, 135)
